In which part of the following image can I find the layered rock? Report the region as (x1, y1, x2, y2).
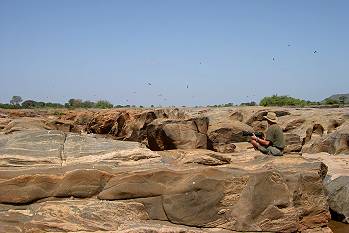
(0, 130, 332, 232)
(0, 161, 330, 232)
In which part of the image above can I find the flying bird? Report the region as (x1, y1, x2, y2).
(147, 82, 152, 86)
(313, 50, 318, 54)
(186, 85, 189, 89)
(272, 57, 275, 61)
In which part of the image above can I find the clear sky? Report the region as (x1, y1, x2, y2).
(0, 0, 348, 106)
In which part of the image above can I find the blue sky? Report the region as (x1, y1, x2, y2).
(0, 0, 348, 106)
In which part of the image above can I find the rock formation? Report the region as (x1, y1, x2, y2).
(0, 106, 348, 232)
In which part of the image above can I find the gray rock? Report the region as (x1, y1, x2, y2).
(326, 176, 349, 223)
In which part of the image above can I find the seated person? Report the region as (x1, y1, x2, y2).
(250, 112, 285, 156)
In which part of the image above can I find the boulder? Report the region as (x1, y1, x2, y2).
(246, 110, 290, 125)
(303, 153, 349, 224)
(283, 118, 305, 132)
(229, 111, 243, 122)
(147, 118, 208, 151)
(326, 176, 349, 223)
(246, 110, 269, 125)
(303, 124, 349, 154)
(251, 120, 268, 132)
(207, 120, 253, 152)
(284, 133, 302, 153)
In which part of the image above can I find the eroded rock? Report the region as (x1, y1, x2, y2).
(0, 155, 330, 232)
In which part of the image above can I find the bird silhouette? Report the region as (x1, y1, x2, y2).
(147, 82, 152, 86)
(186, 85, 189, 89)
(272, 57, 275, 61)
(313, 50, 318, 54)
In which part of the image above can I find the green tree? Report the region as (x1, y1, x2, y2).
(95, 100, 113, 109)
(324, 98, 339, 105)
(240, 101, 256, 106)
(10, 96, 23, 106)
(259, 95, 311, 107)
(67, 98, 83, 108)
(81, 100, 96, 108)
(21, 100, 37, 108)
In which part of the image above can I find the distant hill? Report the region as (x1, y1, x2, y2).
(322, 93, 349, 104)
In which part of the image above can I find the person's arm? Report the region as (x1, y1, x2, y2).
(256, 137, 271, 146)
(251, 135, 271, 146)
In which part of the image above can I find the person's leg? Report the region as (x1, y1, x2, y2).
(257, 145, 269, 154)
(250, 139, 269, 154)
(267, 146, 283, 156)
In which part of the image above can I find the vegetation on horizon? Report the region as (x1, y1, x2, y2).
(0, 96, 119, 109)
(259, 95, 317, 107)
(0, 94, 346, 109)
(259, 94, 346, 107)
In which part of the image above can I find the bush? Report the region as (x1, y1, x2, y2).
(324, 98, 339, 105)
(21, 100, 37, 108)
(0, 103, 18, 109)
(81, 101, 96, 108)
(95, 100, 113, 109)
(68, 99, 83, 108)
(240, 101, 256, 106)
(259, 95, 315, 107)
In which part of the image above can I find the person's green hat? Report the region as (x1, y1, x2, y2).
(264, 112, 278, 123)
